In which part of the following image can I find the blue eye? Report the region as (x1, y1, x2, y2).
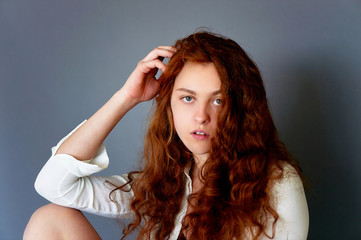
(183, 96, 193, 102)
(214, 99, 222, 105)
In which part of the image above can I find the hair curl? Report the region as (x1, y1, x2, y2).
(113, 31, 302, 240)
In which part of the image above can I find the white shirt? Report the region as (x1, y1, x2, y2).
(35, 122, 309, 240)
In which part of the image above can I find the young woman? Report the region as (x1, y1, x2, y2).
(24, 31, 309, 240)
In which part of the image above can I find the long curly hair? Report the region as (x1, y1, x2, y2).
(113, 31, 302, 240)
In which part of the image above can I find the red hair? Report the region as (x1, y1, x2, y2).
(113, 31, 302, 239)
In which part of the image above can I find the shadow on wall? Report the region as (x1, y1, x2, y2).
(279, 53, 361, 240)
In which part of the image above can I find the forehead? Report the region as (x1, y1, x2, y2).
(173, 62, 221, 92)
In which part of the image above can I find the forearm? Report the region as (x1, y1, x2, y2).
(55, 46, 175, 160)
(56, 89, 138, 160)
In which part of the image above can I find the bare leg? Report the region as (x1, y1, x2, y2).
(23, 203, 101, 240)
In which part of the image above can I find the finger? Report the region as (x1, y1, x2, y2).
(157, 46, 177, 52)
(142, 47, 176, 62)
(138, 59, 167, 74)
(143, 47, 174, 62)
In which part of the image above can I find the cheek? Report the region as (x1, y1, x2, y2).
(171, 103, 188, 133)
(171, 108, 182, 129)
(207, 110, 219, 135)
(211, 111, 219, 124)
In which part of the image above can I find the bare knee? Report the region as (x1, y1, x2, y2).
(23, 204, 79, 240)
(23, 203, 100, 240)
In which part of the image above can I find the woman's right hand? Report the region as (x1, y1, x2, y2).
(55, 46, 176, 160)
(120, 46, 177, 104)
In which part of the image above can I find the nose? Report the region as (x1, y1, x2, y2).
(194, 103, 210, 124)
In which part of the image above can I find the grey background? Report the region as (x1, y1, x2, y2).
(1, 0, 360, 239)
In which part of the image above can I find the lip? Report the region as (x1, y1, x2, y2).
(191, 129, 210, 140)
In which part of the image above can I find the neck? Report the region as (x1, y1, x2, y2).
(193, 154, 208, 169)
(190, 154, 208, 189)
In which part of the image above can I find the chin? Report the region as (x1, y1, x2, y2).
(190, 151, 210, 160)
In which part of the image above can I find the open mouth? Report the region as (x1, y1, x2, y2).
(194, 131, 207, 136)
(191, 130, 209, 139)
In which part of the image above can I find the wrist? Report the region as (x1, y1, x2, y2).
(113, 89, 139, 109)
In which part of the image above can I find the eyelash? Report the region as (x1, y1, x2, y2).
(182, 96, 194, 103)
(213, 99, 222, 106)
(181, 96, 222, 106)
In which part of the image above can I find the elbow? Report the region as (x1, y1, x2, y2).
(33, 162, 64, 203)
(34, 170, 53, 201)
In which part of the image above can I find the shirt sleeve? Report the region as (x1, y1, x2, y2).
(34, 121, 134, 218)
(269, 164, 309, 240)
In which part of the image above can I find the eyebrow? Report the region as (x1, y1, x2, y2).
(175, 88, 222, 96)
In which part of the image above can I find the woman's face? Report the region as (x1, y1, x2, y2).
(170, 62, 222, 162)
